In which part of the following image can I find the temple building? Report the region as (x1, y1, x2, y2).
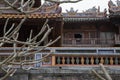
(1, 0, 120, 80)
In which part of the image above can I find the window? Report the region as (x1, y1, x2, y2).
(74, 33, 82, 44)
(74, 33, 82, 38)
(89, 32, 97, 38)
(64, 33, 73, 38)
(100, 32, 114, 39)
(35, 53, 41, 67)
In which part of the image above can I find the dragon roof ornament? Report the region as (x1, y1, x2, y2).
(40, 1, 62, 14)
(66, 7, 78, 15)
(108, 0, 120, 13)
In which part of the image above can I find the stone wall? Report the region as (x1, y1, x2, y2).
(5, 66, 120, 80)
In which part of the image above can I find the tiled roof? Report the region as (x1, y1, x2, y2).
(0, 13, 62, 19)
(63, 17, 109, 22)
(109, 12, 120, 18)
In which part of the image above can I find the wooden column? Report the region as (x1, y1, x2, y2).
(118, 26, 120, 34)
(60, 20, 64, 47)
(52, 20, 62, 47)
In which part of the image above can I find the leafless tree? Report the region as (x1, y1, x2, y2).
(0, 0, 82, 80)
(45, 0, 82, 3)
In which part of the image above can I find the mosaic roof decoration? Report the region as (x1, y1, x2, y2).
(0, 1, 62, 19)
(62, 6, 108, 22)
(66, 7, 78, 15)
(63, 6, 107, 18)
(0, 1, 62, 14)
(40, 1, 62, 14)
(108, 0, 120, 13)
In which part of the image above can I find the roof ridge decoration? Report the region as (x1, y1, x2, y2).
(63, 7, 107, 18)
(108, 0, 120, 13)
(66, 7, 78, 15)
(0, 1, 62, 14)
(40, 1, 62, 14)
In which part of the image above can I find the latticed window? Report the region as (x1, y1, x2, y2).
(64, 32, 73, 38)
(89, 32, 97, 38)
(100, 32, 114, 44)
(100, 32, 114, 39)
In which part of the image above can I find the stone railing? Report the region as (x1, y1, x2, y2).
(52, 55, 120, 66)
(1, 47, 120, 67)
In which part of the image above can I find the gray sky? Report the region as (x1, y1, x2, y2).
(60, 0, 116, 12)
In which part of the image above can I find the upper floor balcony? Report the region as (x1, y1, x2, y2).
(115, 34, 120, 45)
(62, 38, 114, 47)
(61, 34, 120, 47)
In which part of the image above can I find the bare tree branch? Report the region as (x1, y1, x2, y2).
(0, 0, 18, 10)
(92, 69, 106, 80)
(99, 64, 112, 80)
(45, 0, 82, 3)
(92, 64, 112, 80)
(0, 0, 81, 79)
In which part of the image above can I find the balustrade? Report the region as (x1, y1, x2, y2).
(53, 55, 120, 66)
(115, 34, 120, 44)
(62, 38, 114, 46)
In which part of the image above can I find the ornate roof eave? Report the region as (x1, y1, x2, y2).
(0, 13, 62, 19)
(63, 17, 110, 23)
(109, 12, 120, 18)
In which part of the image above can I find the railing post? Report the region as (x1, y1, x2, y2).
(81, 56, 84, 65)
(91, 56, 94, 65)
(62, 57, 65, 64)
(105, 57, 109, 65)
(71, 57, 75, 64)
(57, 56, 61, 64)
(67, 57, 70, 64)
(52, 55, 56, 66)
(86, 57, 89, 65)
(100, 57, 104, 64)
(95, 57, 99, 64)
(76, 57, 79, 64)
(115, 57, 118, 65)
(110, 57, 113, 65)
